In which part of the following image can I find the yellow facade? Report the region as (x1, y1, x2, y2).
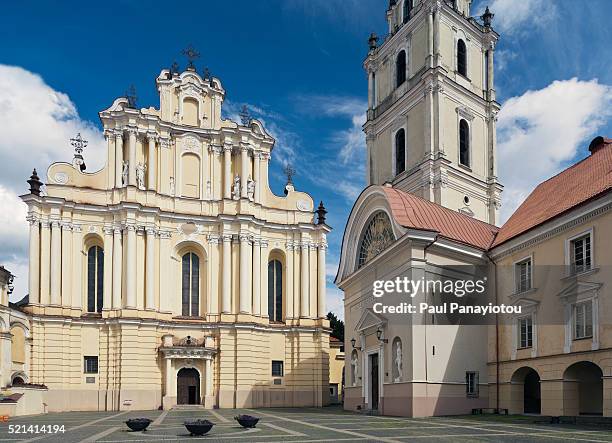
(16, 66, 331, 412)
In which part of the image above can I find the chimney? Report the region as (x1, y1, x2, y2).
(588, 136, 611, 154)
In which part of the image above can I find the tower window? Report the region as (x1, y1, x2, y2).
(181, 252, 200, 316)
(268, 259, 283, 322)
(457, 39, 467, 77)
(403, 0, 413, 24)
(87, 245, 104, 313)
(459, 119, 470, 167)
(396, 50, 406, 87)
(395, 128, 406, 175)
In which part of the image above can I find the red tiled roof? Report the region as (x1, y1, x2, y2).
(382, 187, 499, 250)
(493, 137, 612, 247)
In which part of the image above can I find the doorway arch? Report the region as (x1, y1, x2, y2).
(511, 367, 541, 414)
(563, 361, 603, 416)
(177, 368, 201, 405)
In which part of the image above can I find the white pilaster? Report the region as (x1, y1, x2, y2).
(239, 232, 251, 314)
(145, 228, 156, 310)
(102, 226, 113, 310)
(28, 217, 40, 304)
(127, 127, 137, 187)
(253, 152, 261, 203)
(252, 238, 261, 316)
(260, 240, 269, 317)
(240, 146, 249, 198)
(112, 227, 122, 309)
(147, 132, 157, 191)
(126, 224, 137, 308)
(71, 225, 82, 309)
(221, 234, 232, 313)
(40, 221, 50, 305)
(205, 358, 212, 397)
(50, 220, 61, 306)
(115, 131, 124, 188)
(285, 242, 294, 319)
(300, 242, 310, 318)
(223, 144, 232, 199)
(208, 235, 220, 315)
(317, 240, 327, 319)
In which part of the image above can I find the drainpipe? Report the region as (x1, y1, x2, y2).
(487, 254, 500, 413)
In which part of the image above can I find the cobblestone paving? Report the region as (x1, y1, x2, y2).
(1, 407, 611, 442)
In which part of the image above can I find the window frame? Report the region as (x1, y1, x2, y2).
(518, 316, 533, 349)
(457, 38, 468, 78)
(394, 128, 406, 176)
(466, 371, 479, 398)
(271, 360, 284, 377)
(459, 118, 470, 167)
(181, 252, 200, 317)
(395, 50, 407, 88)
(86, 245, 104, 313)
(514, 255, 533, 294)
(84, 356, 99, 374)
(567, 230, 593, 275)
(573, 300, 594, 340)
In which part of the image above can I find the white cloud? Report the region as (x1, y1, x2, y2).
(497, 78, 612, 222)
(474, 0, 557, 35)
(326, 286, 345, 320)
(0, 64, 105, 301)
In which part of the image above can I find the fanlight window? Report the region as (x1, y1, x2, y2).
(357, 211, 395, 269)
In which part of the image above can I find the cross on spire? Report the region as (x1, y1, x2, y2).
(181, 44, 200, 70)
(284, 164, 296, 185)
(125, 84, 137, 108)
(71, 133, 88, 171)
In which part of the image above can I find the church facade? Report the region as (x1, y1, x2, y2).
(14, 64, 331, 412)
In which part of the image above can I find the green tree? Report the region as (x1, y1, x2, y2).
(326, 311, 344, 342)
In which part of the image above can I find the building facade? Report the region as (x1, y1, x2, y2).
(337, 0, 500, 417)
(17, 65, 331, 412)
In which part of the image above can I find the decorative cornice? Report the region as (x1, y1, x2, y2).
(207, 234, 220, 245)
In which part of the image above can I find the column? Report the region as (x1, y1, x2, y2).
(260, 240, 269, 318)
(432, 4, 441, 67)
(145, 228, 155, 310)
(112, 227, 122, 309)
(71, 225, 82, 309)
(159, 231, 171, 312)
(252, 238, 261, 316)
(292, 240, 300, 318)
(40, 222, 50, 305)
(208, 235, 220, 315)
(103, 227, 113, 310)
(239, 232, 251, 314)
(253, 152, 261, 203)
(125, 224, 137, 308)
(147, 132, 157, 191)
(367, 71, 374, 108)
(127, 127, 137, 186)
(317, 241, 327, 319)
(285, 242, 294, 319)
(309, 244, 317, 318)
(300, 242, 310, 318)
(205, 358, 213, 397)
(223, 144, 232, 199)
(115, 131, 124, 188)
(487, 43, 496, 102)
(221, 234, 232, 313)
(28, 217, 40, 304)
(165, 358, 172, 396)
(240, 146, 249, 198)
(427, 7, 434, 67)
(50, 220, 61, 305)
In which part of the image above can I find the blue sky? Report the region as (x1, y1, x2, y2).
(1, 0, 612, 317)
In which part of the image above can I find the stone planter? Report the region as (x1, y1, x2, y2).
(184, 419, 214, 436)
(125, 418, 152, 432)
(234, 414, 259, 428)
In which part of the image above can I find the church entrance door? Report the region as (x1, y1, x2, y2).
(370, 353, 379, 410)
(177, 368, 200, 405)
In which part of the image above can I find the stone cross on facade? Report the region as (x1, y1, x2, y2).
(71, 133, 88, 171)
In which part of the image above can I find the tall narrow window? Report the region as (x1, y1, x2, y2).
(459, 119, 470, 167)
(570, 234, 592, 274)
(515, 258, 532, 293)
(457, 39, 467, 77)
(87, 246, 104, 313)
(402, 0, 412, 23)
(395, 129, 406, 175)
(396, 50, 406, 87)
(574, 301, 593, 339)
(466, 371, 479, 397)
(268, 259, 283, 322)
(518, 316, 533, 348)
(182, 253, 200, 316)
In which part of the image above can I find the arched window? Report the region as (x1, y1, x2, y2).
(87, 246, 103, 313)
(459, 119, 470, 166)
(457, 39, 467, 77)
(182, 253, 200, 316)
(395, 129, 406, 175)
(357, 211, 395, 269)
(403, 0, 413, 23)
(396, 50, 406, 87)
(268, 259, 283, 322)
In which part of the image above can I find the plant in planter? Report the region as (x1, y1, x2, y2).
(184, 419, 214, 436)
(125, 418, 152, 432)
(234, 414, 260, 428)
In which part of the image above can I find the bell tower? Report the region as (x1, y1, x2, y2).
(363, 0, 502, 225)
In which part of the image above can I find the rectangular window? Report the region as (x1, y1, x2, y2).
(515, 258, 532, 293)
(466, 371, 479, 397)
(570, 234, 592, 274)
(518, 316, 533, 349)
(574, 301, 593, 339)
(84, 356, 99, 374)
(271, 360, 284, 377)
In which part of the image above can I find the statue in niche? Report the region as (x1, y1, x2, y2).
(136, 163, 147, 190)
(232, 175, 241, 200)
(394, 340, 403, 383)
(169, 177, 175, 196)
(121, 161, 129, 187)
(351, 351, 359, 386)
(206, 180, 212, 198)
(247, 177, 255, 201)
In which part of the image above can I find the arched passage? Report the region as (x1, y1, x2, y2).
(563, 361, 603, 416)
(177, 367, 200, 405)
(511, 367, 541, 414)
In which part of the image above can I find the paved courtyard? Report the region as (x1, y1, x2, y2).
(1, 407, 612, 442)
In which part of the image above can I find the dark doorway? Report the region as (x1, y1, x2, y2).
(177, 368, 200, 405)
(370, 353, 379, 410)
(524, 369, 541, 414)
